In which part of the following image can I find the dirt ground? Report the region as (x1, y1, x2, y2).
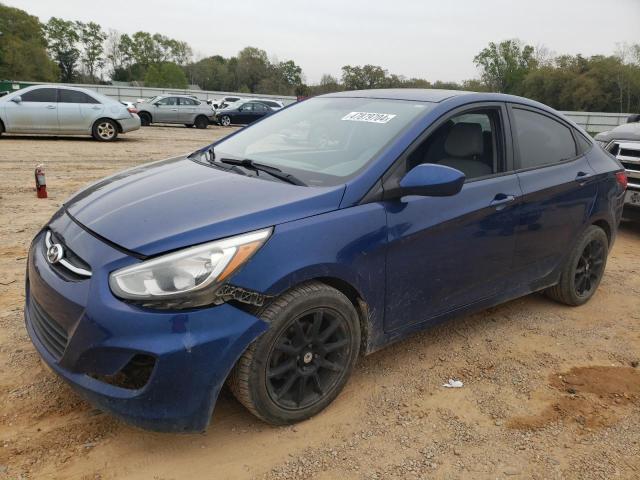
(0, 126, 639, 480)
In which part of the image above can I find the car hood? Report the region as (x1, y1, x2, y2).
(594, 122, 640, 143)
(65, 155, 345, 256)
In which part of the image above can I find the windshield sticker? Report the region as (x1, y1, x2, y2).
(342, 112, 397, 124)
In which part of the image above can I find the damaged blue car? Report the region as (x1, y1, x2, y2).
(26, 89, 627, 431)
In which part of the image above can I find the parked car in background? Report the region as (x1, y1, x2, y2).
(595, 118, 640, 221)
(135, 94, 214, 128)
(214, 100, 273, 126)
(0, 85, 140, 141)
(25, 89, 626, 432)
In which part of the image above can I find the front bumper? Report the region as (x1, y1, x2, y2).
(118, 115, 141, 133)
(24, 213, 268, 432)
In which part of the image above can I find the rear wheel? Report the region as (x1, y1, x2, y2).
(229, 281, 361, 425)
(545, 225, 608, 306)
(139, 112, 151, 126)
(220, 115, 231, 127)
(194, 116, 209, 129)
(0, 120, 4, 137)
(92, 119, 118, 142)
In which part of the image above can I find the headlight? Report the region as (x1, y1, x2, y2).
(109, 228, 271, 308)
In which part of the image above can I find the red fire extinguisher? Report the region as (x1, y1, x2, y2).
(35, 164, 47, 198)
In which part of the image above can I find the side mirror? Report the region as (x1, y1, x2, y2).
(11, 95, 22, 103)
(395, 164, 465, 198)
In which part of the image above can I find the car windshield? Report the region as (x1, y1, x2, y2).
(212, 97, 434, 186)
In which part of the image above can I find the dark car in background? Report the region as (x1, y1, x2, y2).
(25, 89, 626, 432)
(214, 100, 273, 126)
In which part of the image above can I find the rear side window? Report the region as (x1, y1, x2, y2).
(179, 98, 199, 106)
(513, 108, 576, 169)
(59, 89, 99, 104)
(575, 132, 593, 154)
(21, 88, 57, 103)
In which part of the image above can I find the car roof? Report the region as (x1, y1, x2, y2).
(323, 88, 473, 103)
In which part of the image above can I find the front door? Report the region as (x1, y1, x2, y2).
(383, 105, 521, 331)
(154, 96, 180, 123)
(5, 88, 59, 132)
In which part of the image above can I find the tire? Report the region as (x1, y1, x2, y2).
(229, 281, 361, 425)
(0, 120, 4, 137)
(220, 115, 231, 127)
(194, 116, 209, 129)
(545, 225, 608, 306)
(92, 119, 118, 142)
(139, 112, 151, 126)
(184, 123, 194, 128)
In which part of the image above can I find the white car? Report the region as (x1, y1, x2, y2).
(0, 85, 140, 141)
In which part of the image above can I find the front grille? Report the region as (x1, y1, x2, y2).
(28, 299, 69, 360)
(620, 148, 640, 159)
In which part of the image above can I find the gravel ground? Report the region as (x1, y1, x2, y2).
(0, 125, 639, 480)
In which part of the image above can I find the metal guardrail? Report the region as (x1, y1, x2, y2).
(560, 111, 631, 133)
(0, 81, 633, 130)
(0, 80, 298, 105)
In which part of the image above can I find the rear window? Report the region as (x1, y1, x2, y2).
(59, 89, 99, 104)
(21, 88, 57, 103)
(513, 108, 576, 169)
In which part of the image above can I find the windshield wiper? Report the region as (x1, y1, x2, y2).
(219, 158, 306, 186)
(194, 147, 247, 176)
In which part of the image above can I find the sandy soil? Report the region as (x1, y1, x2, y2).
(0, 126, 639, 480)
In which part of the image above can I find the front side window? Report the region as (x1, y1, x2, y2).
(21, 88, 57, 103)
(212, 97, 434, 186)
(513, 107, 576, 169)
(240, 103, 255, 111)
(156, 97, 178, 106)
(59, 89, 98, 104)
(406, 109, 503, 180)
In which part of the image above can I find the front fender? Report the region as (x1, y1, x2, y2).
(230, 203, 388, 352)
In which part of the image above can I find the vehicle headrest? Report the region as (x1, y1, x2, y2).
(444, 122, 484, 158)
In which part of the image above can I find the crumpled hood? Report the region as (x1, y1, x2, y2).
(65, 156, 344, 256)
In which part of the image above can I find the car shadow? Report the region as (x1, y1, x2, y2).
(0, 134, 135, 142)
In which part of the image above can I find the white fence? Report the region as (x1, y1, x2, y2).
(2, 81, 634, 131)
(3, 80, 298, 105)
(560, 111, 631, 133)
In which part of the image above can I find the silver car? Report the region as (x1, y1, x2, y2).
(0, 85, 140, 141)
(136, 95, 215, 129)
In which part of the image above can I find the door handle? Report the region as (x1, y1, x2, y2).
(46, 105, 56, 109)
(490, 193, 516, 210)
(171, 109, 178, 111)
(575, 171, 594, 184)
(91, 106, 101, 110)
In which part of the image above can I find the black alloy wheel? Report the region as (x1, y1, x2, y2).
(265, 307, 351, 410)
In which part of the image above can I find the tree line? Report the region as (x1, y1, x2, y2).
(1, 3, 639, 113)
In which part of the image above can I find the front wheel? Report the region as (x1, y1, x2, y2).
(545, 225, 608, 306)
(92, 119, 118, 142)
(229, 281, 361, 425)
(139, 112, 151, 126)
(220, 115, 231, 127)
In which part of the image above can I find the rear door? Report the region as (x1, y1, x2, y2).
(383, 103, 522, 331)
(57, 89, 104, 132)
(5, 88, 58, 132)
(177, 97, 198, 123)
(509, 104, 598, 282)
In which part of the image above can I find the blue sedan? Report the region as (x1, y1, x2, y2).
(25, 89, 627, 432)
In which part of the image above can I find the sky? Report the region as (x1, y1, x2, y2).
(6, 0, 640, 84)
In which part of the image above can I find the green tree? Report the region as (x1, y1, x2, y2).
(473, 39, 537, 93)
(77, 21, 106, 81)
(236, 47, 269, 92)
(144, 62, 187, 88)
(0, 3, 58, 81)
(44, 17, 80, 82)
(341, 64, 388, 90)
